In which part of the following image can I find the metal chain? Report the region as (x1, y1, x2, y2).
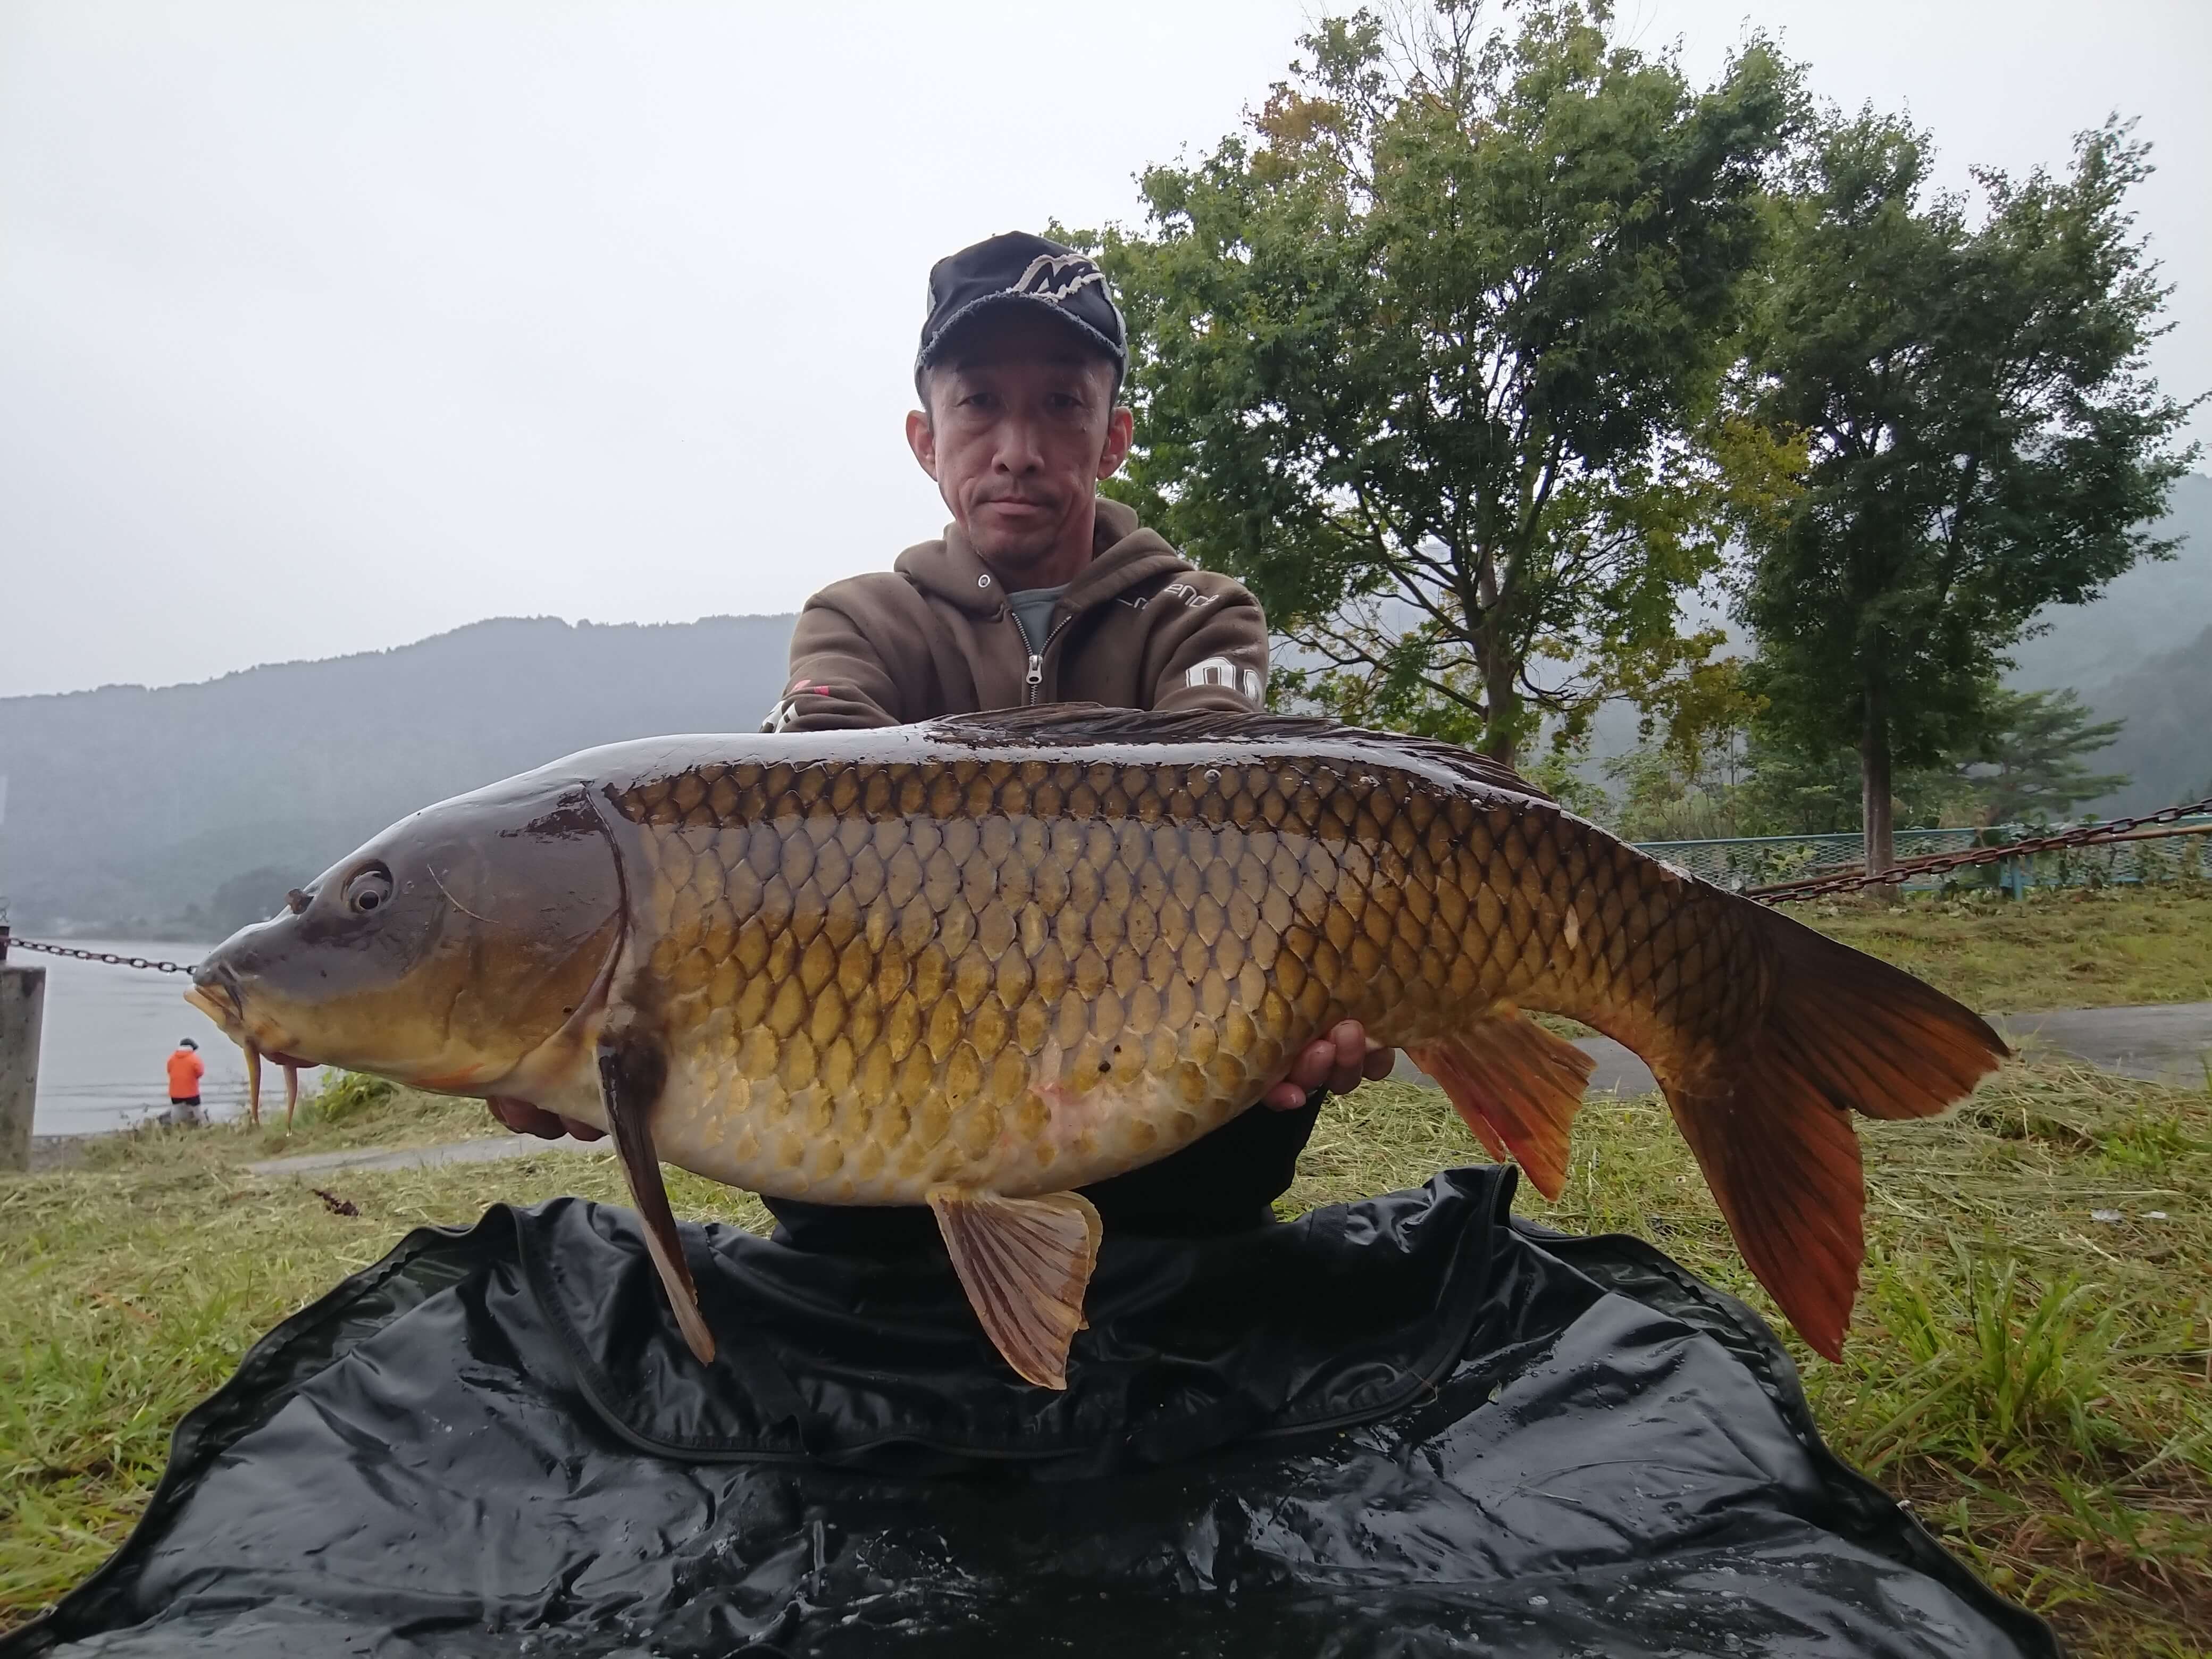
(1, 937, 198, 974)
(1748, 794, 2212, 903)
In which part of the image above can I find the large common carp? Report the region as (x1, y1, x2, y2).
(186, 707, 2005, 1385)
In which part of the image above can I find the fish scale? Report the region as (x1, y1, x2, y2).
(615, 750, 1660, 1205)
(185, 707, 2007, 1384)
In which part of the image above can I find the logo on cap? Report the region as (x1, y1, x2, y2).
(1006, 253, 1107, 306)
(917, 232, 1126, 376)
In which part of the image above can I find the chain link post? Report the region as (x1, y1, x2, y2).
(1, 924, 45, 1172)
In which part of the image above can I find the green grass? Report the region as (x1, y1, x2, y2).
(64, 1070, 498, 1171)
(4, 883, 2210, 1650)
(1804, 881, 2212, 1014)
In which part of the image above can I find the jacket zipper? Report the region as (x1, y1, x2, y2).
(1015, 610, 1078, 706)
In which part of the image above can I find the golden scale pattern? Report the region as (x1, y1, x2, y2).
(607, 751, 1769, 1202)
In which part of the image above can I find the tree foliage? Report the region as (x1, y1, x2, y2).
(1597, 681, 2132, 842)
(1958, 687, 2129, 824)
(1732, 111, 2200, 871)
(1086, 1, 1797, 764)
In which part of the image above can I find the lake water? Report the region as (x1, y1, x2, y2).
(17, 939, 324, 1137)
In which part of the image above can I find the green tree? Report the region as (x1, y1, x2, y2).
(1598, 648, 1765, 839)
(1735, 731, 1978, 838)
(1734, 111, 2199, 877)
(1730, 735, 1864, 837)
(1085, 2, 1797, 766)
(1729, 684, 2127, 839)
(1958, 686, 2127, 823)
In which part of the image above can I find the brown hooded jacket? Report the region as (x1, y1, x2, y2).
(764, 498, 1268, 732)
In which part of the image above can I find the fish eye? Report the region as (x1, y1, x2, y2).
(343, 866, 395, 915)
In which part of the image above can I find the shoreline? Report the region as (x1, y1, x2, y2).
(27, 1110, 250, 1172)
(27, 1133, 102, 1173)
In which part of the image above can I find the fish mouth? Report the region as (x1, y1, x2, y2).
(183, 981, 244, 1037)
(182, 976, 313, 1069)
(183, 973, 315, 1126)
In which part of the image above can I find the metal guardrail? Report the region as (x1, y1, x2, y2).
(1638, 817, 2212, 895)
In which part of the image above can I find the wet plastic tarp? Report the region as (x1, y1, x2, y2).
(4, 1168, 2055, 1657)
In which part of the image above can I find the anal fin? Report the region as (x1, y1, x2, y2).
(599, 1036, 716, 1365)
(927, 1187, 1102, 1389)
(1408, 1009, 1595, 1201)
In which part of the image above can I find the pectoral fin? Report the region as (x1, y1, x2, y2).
(598, 1034, 716, 1365)
(1409, 1008, 1595, 1201)
(927, 1187, 1102, 1389)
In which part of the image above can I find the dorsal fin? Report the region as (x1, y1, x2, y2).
(935, 702, 1336, 746)
(929, 703, 1552, 802)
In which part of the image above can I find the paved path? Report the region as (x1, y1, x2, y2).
(180, 1000, 2212, 1179)
(247, 1134, 606, 1178)
(1987, 1002, 2212, 1087)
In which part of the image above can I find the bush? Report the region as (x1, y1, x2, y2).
(307, 1071, 400, 1126)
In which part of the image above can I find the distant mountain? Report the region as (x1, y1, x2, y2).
(4, 476, 2204, 934)
(2076, 622, 2212, 815)
(2004, 472, 2210, 814)
(2007, 471, 2212, 699)
(0, 616, 797, 933)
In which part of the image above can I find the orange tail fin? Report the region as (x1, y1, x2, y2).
(1656, 908, 2008, 1361)
(1409, 1010, 1596, 1201)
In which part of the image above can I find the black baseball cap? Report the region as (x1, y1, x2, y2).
(915, 231, 1127, 388)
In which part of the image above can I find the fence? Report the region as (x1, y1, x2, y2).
(1635, 817, 2212, 896)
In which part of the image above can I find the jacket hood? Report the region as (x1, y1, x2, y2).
(895, 498, 1192, 619)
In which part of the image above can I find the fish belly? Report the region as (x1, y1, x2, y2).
(648, 1051, 1244, 1203)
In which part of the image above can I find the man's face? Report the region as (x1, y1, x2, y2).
(906, 309, 1134, 576)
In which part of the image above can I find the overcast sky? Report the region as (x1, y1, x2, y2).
(3, 0, 2205, 700)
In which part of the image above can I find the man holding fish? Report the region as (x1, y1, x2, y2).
(131, 225, 2043, 1659)
(489, 232, 1405, 1238)
(188, 235, 2004, 1389)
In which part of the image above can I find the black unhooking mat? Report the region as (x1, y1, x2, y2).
(5, 1168, 2056, 1658)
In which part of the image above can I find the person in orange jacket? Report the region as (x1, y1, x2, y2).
(166, 1037, 206, 1127)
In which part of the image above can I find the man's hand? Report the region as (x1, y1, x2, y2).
(488, 1022, 1393, 1139)
(1261, 1020, 1396, 1112)
(488, 1096, 605, 1142)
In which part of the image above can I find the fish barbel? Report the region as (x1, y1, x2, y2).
(185, 707, 2005, 1385)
